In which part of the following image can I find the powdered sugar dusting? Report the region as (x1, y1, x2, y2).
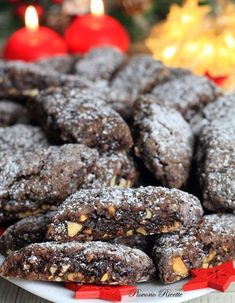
(134, 96, 193, 188)
(197, 121, 235, 212)
(152, 214, 235, 283)
(150, 74, 221, 121)
(0, 144, 98, 222)
(75, 47, 126, 81)
(48, 186, 203, 242)
(33, 87, 133, 151)
(0, 124, 49, 152)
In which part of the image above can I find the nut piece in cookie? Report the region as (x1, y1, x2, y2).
(149, 74, 221, 121)
(0, 144, 98, 223)
(29, 87, 133, 151)
(0, 100, 29, 126)
(0, 212, 54, 256)
(0, 241, 156, 284)
(74, 47, 126, 82)
(152, 214, 235, 284)
(134, 96, 193, 188)
(47, 186, 203, 242)
(0, 124, 49, 153)
(196, 121, 235, 212)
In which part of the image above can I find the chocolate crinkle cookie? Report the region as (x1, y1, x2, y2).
(82, 150, 138, 189)
(0, 212, 55, 256)
(36, 55, 79, 74)
(196, 121, 235, 212)
(151, 214, 235, 284)
(29, 87, 133, 151)
(47, 186, 203, 242)
(0, 144, 98, 222)
(107, 55, 169, 120)
(133, 96, 193, 188)
(0, 124, 49, 153)
(149, 74, 222, 122)
(0, 100, 29, 126)
(190, 94, 235, 135)
(0, 60, 91, 99)
(74, 47, 126, 82)
(0, 241, 156, 284)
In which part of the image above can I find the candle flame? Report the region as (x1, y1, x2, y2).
(25, 6, 39, 31)
(90, 0, 104, 16)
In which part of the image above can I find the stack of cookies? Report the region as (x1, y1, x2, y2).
(0, 47, 234, 286)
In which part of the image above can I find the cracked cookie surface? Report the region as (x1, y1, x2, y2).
(74, 47, 126, 82)
(152, 214, 235, 284)
(107, 55, 169, 120)
(196, 121, 235, 212)
(0, 212, 55, 256)
(134, 96, 193, 188)
(149, 74, 221, 121)
(0, 60, 91, 99)
(0, 144, 98, 222)
(29, 87, 133, 151)
(0, 241, 156, 284)
(47, 186, 203, 242)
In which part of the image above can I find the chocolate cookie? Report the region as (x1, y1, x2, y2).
(190, 94, 235, 135)
(0, 241, 156, 284)
(149, 74, 221, 121)
(0, 212, 54, 256)
(47, 186, 203, 242)
(36, 55, 78, 74)
(0, 124, 49, 153)
(107, 55, 169, 120)
(29, 87, 133, 151)
(152, 214, 235, 284)
(0, 144, 98, 222)
(0, 100, 29, 126)
(82, 150, 138, 189)
(196, 122, 235, 212)
(134, 96, 193, 188)
(0, 60, 91, 99)
(74, 47, 126, 82)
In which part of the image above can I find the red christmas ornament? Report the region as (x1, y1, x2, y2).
(205, 71, 228, 87)
(0, 226, 5, 236)
(183, 260, 235, 292)
(65, 283, 136, 301)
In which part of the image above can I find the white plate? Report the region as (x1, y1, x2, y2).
(0, 255, 215, 303)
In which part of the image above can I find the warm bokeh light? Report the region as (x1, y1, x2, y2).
(25, 6, 39, 31)
(162, 46, 176, 60)
(145, 0, 235, 90)
(90, 0, 104, 16)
